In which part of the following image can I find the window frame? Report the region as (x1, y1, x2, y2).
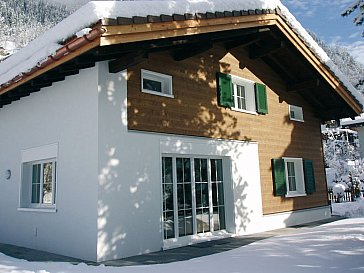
(231, 75, 257, 115)
(141, 69, 174, 98)
(289, 105, 304, 122)
(282, 157, 306, 198)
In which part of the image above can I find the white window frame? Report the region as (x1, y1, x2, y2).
(289, 105, 304, 122)
(283, 157, 306, 198)
(231, 75, 257, 115)
(19, 143, 58, 212)
(141, 69, 173, 98)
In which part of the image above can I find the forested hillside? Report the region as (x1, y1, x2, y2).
(0, 0, 70, 59)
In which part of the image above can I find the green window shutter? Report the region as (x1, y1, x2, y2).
(303, 159, 316, 194)
(255, 83, 268, 114)
(217, 72, 233, 108)
(272, 158, 287, 196)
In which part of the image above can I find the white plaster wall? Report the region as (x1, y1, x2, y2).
(260, 206, 331, 232)
(0, 67, 99, 261)
(96, 62, 264, 261)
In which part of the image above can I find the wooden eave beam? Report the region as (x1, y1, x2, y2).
(300, 89, 327, 109)
(109, 51, 148, 73)
(30, 81, 53, 89)
(7, 90, 31, 98)
(319, 108, 356, 121)
(100, 14, 278, 46)
(172, 42, 213, 61)
(225, 37, 260, 50)
(261, 54, 297, 82)
(61, 61, 96, 71)
(287, 79, 320, 93)
(45, 70, 80, 79)
(224, 28, 271, 50)
(102, 28, 267, 61)
(249, 40, 285, 59)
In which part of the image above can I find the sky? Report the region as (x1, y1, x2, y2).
(1, 216, 364, 273)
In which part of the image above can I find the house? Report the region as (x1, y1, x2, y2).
(0, 0, 362, 262)
(341, 114, 364, 158)
(322, 123, 361, 188)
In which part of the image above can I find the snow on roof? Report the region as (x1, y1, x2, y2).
(0, 0, 363, 110)
(341, 113, 364, 126)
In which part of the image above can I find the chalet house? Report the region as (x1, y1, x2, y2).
(0, 1, 362, 262)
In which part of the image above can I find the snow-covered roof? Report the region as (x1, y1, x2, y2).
(0, 0, 363, 111)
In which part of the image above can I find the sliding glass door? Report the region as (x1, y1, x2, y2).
(162, 156, 226, 240)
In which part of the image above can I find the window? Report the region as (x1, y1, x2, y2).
(217, 72, 268, 114)
(283, 158, 305, 197)
(141, 69, 173, 98)
(232, 76, 256, 113)
(289, 105, 304, 122)
(162, 156, 226, 240)
(272, 157, 316, 197)
(30, 160, 56, 205)
(20, 143, 58, 211)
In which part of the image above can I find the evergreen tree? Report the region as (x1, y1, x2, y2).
(342, 0, 364, 36)
(0, 0, 71, 54)
(341, 1, 364, 92)
(310, 32, 364, 93)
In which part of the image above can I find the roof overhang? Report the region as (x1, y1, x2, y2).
(0, 9, 361, 120)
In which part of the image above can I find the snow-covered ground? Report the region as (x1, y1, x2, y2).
(1, 203, 364, 273)
(332, 198, 364, 218)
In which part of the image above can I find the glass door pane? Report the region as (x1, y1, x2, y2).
(194, 158, 210, 234)
(162, 157, 174, 239)
(176, 158, 193, 237)
(211, 159, 225, 231)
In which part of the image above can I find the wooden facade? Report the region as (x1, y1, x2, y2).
(127, 44, 328, 215)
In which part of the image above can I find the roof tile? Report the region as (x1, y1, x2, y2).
(117, 17, 133, 25)
(173, 14, 185, 21)
(147, 15, 161, 23)
(132, 16, 148, 24)
(160, 14, 173, 22)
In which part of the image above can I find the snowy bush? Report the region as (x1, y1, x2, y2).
(332, 183, 348, 202)
(332, 183, 348, 195)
